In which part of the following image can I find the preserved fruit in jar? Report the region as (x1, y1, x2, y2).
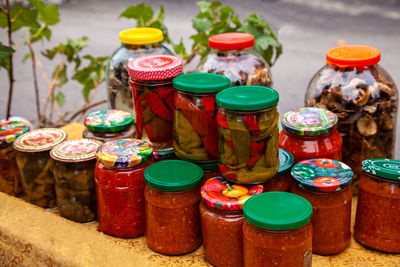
(263, 148, 294, 192)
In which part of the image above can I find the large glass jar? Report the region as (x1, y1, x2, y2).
(305, 45, 398, 191)
(200, 176, 263, 267)
(197, 32, 272, 87)
(144, 160, 203, 255)
(128, 55, 183, 151)
(263, 148, 294, 192)
(173, 73, 230, 162)
(50, 139, 101, 223)
(243, 192, 313, 267)
(13, 128, 67, 208)
(107, 27, 172, 113)
(291, 158, 353, 255)
(355, 159, 400, 253)
(95, 139, 153, 238)
(216, 86, 279, 184)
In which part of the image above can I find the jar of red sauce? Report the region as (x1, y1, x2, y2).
(355, 159, 400, 253)
(199, 161, 220, 184)
(243, 192, 313, 267)
(144, 160, 203, 255)
(263, 148, 294, 192)
(200, 176, 263, 267)
(279, 107, 342, 163)
(95, 139, 153, 238)
(291, 158, 353, 255)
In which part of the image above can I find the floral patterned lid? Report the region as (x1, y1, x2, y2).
(84, 110, 134, 133)
(362, 158, 400, 181)
(291, 158, 353, 192)
(96, 139, 153, 168)
(127, 55, 183, 81)
(0, 120, 30, 145)
(13, 128, 67, 153)
(201, 176, 263, 210)
(282, 107, 338, 136)
(50, 139, 102, 162)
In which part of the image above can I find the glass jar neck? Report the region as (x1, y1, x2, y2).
(211, 47, 253, 54)
(363, 170, 400, 185)
(201, 200, 243, 216)
(282, 127, 335, 139)
(122, 42, 161, 50)
(218, 105, 277, 115)
(326, 63, 379, 72)
(130, 76, 175, 87)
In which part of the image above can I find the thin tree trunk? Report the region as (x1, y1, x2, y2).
(27, 42, 41, 124)
(5, 0, 14, 119)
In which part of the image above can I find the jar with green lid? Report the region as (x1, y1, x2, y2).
(263, 148, 294, 192)
(199, 161, 220, 184)
(144, 160, 203, 255)
(107, 27, 173, 112)
(153, 147, 176, 162)
(243, 192, 313, 267)
(216, 85, 279, 184)
(173, 73, 231, 163)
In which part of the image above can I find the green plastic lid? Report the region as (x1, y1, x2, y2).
(145, 160, 203, 191)
(243, 192, 313, 230)
(173, 73, 231, 94)
(216, 86, 279, 111)
(362, 158, 400, 181)
(197, 161, 219, 171)
(276, 149, 294, 177)
(84, 110, 134, 133)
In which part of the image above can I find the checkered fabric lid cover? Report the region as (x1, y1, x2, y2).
(127, 55, 183, 81)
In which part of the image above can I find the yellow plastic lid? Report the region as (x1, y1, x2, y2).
(118, 27, 164, 45)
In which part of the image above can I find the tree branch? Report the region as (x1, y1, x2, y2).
(67, 99, 107, 123)
(5, 0, 14, 119)
(27, 41, 41, 124)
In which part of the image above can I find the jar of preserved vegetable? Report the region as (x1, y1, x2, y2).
(95, 139, 153, 238)
(83, 109, 136, 143)
(13, 128, 67, 208)
(243, 192, 313, 267)
(107, 27, 172, 112)
(263, 148, 294, 192)
(128, 55, 183, 151)
(173, 73, 231, 162)
(153, 147, 176, 161)
(199, 161, 220, 184)
(50, 139, 101, 223)
(197, 32, 272, 87)
(305, 45, 398, 191)
(144, 160, 203, 255)
(0, 120, 30, 196)
(216, 85, 279, 184)
(355, 159, 400, 253)
(279, 107, 342, 163)
(200, 176, 263, 267)
(291, 158, 353, 255)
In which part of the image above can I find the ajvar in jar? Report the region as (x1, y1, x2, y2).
(291, 158, 353, 255)
(153, 147, 176, 161)
(95, 139, 153, 238)
(199, 161, 220, 184)
(144, 160, 203, 255)
(263, 148, 294, 192)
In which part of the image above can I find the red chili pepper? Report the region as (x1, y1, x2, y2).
(219, 164, 237, 180)
(157, 88, 174, 100)
(216, 113, 229, 129)
(134, 96, 145, 139)
(201, 96, 215, 118)
(165, 93, 175, 110)
(226, 140, 234, 149)
(144, 92, 173, 122)
(247, 155, 262, 168)
(250, 141, 264, 156)
(243, 114, 261, 136)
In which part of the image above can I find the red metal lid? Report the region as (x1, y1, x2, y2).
(208, 32, 255, 50)
(127, 55, 183, 81)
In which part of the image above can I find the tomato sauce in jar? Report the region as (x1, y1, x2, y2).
(263, 149, 294, 192)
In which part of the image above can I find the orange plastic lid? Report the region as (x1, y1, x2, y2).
(208, 32, 254, 50)
(326, 45, 381, 68)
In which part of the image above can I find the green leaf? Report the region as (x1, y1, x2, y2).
(52, 65, 68, 88)
(120, 4, 153, 26)
(192, 18, 212, 33)
(28, 0, 60, 25)
(0, 43, 14, 71)
(22, 52, 32, 63)
(172, 39, 187, 58)
(0, 3, 38, 32)
(54, 91, 65, 107)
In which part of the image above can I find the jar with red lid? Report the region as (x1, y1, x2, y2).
(263, 148, 294, 192)
(144, 160, 203, 255)
(128, 55, 183, 151)
(200, 176, 263, 267)
(199, 161, 220, 184)
(291, 158, 353, 255)
(355, 159, 400, 253)
(95, 139, 153, 238)
(197, 32, 272, 87)
(279, 107, 342, 164)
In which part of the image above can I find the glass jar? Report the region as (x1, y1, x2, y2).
(263, 148, 294, 192)
(199, 161, 220, 184)
(144, 160, 203, 255)
(197, 32, 272, 87)
(50, 139, 101, 223)
(95, 139, 153, 238)
(128, 55, 183, 151)
(173, 73, 230, 162)
(83, 109, 136, 143)
(0, 120, 30, 196)
(305, 45, 398, 191)
(13, 128, 67, 208)
(153, 147, 176, 161)
(107, 27, 172, 113)
(279, 107, 342, 164)
(200, 176, 263, 267)
(355, 159, 400, 253)
(291, 158, 353, 255)
(216, 86, 279, 184)
(243, 192, 313, 266)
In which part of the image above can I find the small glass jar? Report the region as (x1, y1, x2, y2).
(197, 32, 272, 87)
(153, 147, 176, 161)
(107, 27, 172, 113)
(279, 107, 342, 164)
(50, 139, 101, 223)
(173, 73, 231, 163)
(144, 160, 203, 255)
(291, 158, 353, 255)
(243, 192, 313, 266)
(200, 176, 263, 267)
(13, 128, 67, 208)
(199, 161, 220, 184)
(0, 121, 30, 196)
(216, 86, 279, 184)
(128, 55, 183, 151)
(95, 139, 153, 238)
(83, 109, 136, 143)
(263, 148, 294, 192)
(355, 159, 400, 253)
